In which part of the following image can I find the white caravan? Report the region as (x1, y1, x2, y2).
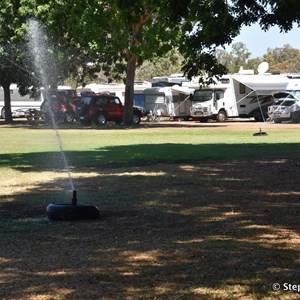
(0, 84, 43, 118)
(190, 71, 289, 122)
(143, 85, 194, 119)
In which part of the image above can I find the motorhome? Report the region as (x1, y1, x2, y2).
(143, 85, 194, 119)
(190, 69, 289, 122)
(0, 84, 43, 119)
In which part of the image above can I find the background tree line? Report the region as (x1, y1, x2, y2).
(216, 42, 300, 74)
(135, 42, 300, 81)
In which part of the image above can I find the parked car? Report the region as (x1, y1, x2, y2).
(76, 94, 143, 125)
(268, 92, 300, 123)
(41, 90, 79, 123)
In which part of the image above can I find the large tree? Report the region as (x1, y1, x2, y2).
(0, 0, 89, 123)
(37, 0, 282, 122)
(0, 0, 37, 123)
(36, 0, 300, 124)
(37, 0, 188, 124)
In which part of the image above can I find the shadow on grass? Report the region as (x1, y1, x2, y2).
(0, 142, 300, 170)
(0, 145, 300, 299)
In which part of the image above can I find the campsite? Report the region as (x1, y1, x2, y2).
(0, 120, 299, 299)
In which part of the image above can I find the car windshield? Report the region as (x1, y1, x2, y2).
(80, 96, 93, 105)
(193, 90, 213, 102)
(108, 97, 121, 105)
(274, 99, 296, 107)
(288, 90, 300, 100)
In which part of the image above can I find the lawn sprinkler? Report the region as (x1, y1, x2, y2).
(46, 190, 100, 221)
(253, 127, 268, 136)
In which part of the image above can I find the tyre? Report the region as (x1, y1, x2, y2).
(252, 111, 265, 122)
(46, 203, 100, 221)
(133, 114, 141, 125)
(1, 107, 5, 119)
(94, 112, 107, 125)
(64, 111, 75, 123)
(216, 110, 226, 122)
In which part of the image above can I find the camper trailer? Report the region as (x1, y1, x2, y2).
(190, 71, 289, 122)
(0, 84, 43, 119)
(143, 86, 194, 119)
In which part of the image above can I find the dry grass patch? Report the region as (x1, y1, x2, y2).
(0, 155, 300, 299)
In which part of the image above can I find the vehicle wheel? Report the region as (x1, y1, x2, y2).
(46, 203, 100, 221)
(94, 112, 107, 125)
(133, 114, 141, 125)
(216, 110, 226, 122)
(252, 111, 265, 122)
(65, 111, 75, 123)
(1, 107, 5, 119)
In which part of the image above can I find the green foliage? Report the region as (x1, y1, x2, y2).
(216, 42, 255, 74)
(216, 42, 300, 74)
(263, 44, 300, 73)
(260, 0, 300, 31)
(0, 0, 40, 122)
(135, 49, 184, 81)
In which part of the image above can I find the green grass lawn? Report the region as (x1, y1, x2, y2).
(0, 121, 300, 300)
(0, 123, 299, 168)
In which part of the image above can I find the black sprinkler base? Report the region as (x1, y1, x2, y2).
(46, 203, 100, 221)
(253, 127, 268, 136)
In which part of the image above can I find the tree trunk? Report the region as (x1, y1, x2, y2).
(3, 82, 13, 123)
(123, 54, 137, 125)
(122, 14, 152, 125)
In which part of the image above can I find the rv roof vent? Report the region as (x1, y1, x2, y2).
(257, 62, 269, 74)
(220, 78, 230, 84)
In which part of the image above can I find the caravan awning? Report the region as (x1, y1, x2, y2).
(171, 85, 194, 95)
(232, 74, 289, 94)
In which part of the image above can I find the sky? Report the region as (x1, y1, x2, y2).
(227, 23, 300, 58)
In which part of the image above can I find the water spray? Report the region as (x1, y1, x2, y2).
(27, 19, 99, 221)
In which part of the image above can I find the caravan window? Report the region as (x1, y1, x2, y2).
(239, 83, 246, 94)
(214, 90, 224, 100)
(193, 90, 213, 102)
